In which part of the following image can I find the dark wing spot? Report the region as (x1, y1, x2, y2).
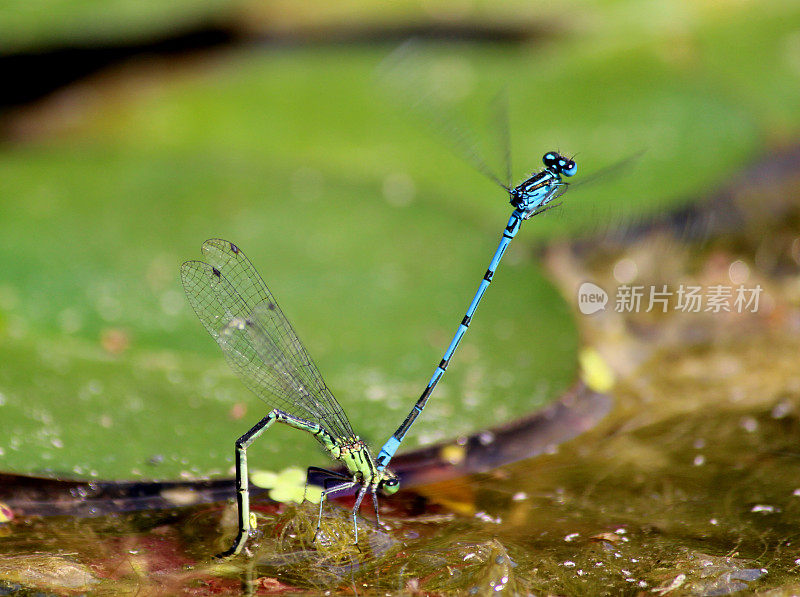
(212, 267, 221, 277)
(267, 302, 276, 310)
(230, 242, 239, 254)
(245, 318, 253, 327)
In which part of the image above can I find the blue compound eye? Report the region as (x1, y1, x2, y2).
(542, 152, 576, 176)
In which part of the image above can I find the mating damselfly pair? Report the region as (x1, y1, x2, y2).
(181, 151, 577, 558)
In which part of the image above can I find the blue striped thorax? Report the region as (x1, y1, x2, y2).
(509, 152, 577, 218)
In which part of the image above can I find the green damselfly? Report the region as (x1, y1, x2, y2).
(182, 239, 399, 558)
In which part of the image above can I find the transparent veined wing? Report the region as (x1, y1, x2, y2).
(181, 239, 356, 441)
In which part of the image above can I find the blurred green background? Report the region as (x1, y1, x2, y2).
(0, 0, 798, 480)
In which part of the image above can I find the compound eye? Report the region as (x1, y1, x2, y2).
(562, 160, 577, 177)
(381, 477, 400, 494)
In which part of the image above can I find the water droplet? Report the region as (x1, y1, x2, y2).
(772, 400, 793, 419)
(161, 488, 199, 506)
(478, 431, 495, 446)
(740, 416, 758, 432)
(751, 504, 778, 513)
(728, 260, 750, 284)
(613, 258, 638, 283)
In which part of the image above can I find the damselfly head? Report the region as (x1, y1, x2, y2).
(543, 152, 577, 177)
(379, 471, 400, 495)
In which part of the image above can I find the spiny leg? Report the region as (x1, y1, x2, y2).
(313, 479, 359, 542)
(371, 489, 382, 529)
(350, 485, 370, 544)
(216, 409, 325, 559)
